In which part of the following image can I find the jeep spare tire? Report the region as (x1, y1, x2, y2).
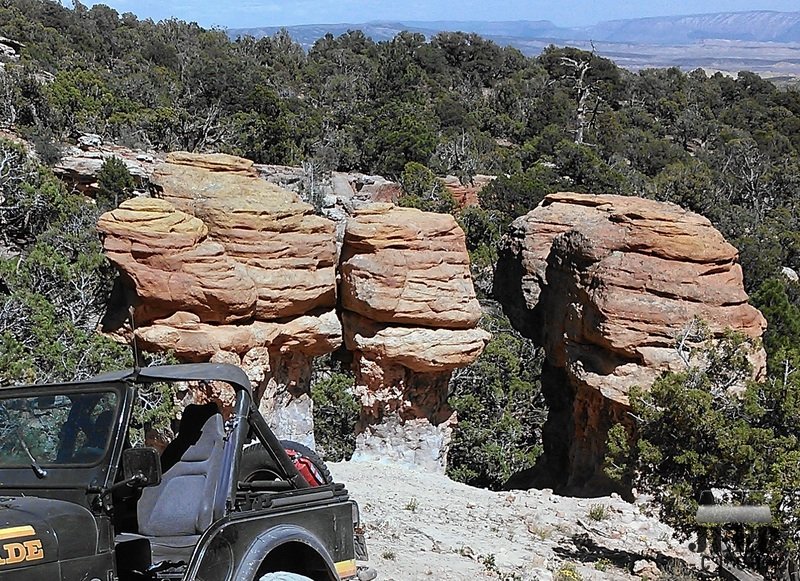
(239, 440, 333, 486)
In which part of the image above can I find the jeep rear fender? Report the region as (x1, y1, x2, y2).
(233, 524, 338, 581)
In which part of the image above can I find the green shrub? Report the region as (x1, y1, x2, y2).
(0, 144, 131, 385)
(96, 156, 136, 211)
(588, 504, 609, 521)
(311, 367, 359, 462)
(397, 161, 455, 214)
(606, 330, 800, 576)
(447, 308, 546, 489)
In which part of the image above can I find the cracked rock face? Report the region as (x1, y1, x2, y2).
(341, 205, 489, 472)
(496, 192, 766, 493)
(97, 155, 489, 468)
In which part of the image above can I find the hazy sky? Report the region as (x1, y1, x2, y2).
(78, 0, 799, 28)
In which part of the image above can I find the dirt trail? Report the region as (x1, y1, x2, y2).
(330, 461, 705, 580)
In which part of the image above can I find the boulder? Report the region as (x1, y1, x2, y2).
(343, 312, 491, 374)
(341, 204, 482, 329)
(151, 152, 337, 319)
(99, 154, 340, 442)
(340, 205, 488, 471)
(98, 198, 257, 324)
(496, 192, 766, 493)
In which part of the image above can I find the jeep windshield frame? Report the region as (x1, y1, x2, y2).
(0, 389, 121, 469)
(0, 381, 133, 497)
(0, 363, 310, 509)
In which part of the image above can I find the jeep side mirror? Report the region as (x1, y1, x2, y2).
(122, 447, 162, 488)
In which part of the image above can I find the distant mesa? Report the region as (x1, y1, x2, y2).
(228, 11, 800, 77)
(229, 11, 800, 46)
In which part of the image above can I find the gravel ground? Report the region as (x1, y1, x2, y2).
(330, 460, 707, 581)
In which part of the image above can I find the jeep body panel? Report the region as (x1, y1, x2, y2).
(188, 500, 356, 581)
(0, 364, 364, 581)
(0, 498, 115, 580)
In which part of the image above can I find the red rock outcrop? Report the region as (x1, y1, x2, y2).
(98, 198, 257, 324)
(151, 153, 337, 320)
(441, 174, 495, 208)
(98, 154, 489, 468)
(341, 205, 490, 471)
(495, 192, 766, 493)
(98, 153, 340, 446)
(341, 204, 482, 329)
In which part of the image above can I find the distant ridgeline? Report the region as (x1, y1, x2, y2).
(229, 11, 800, 45)
(229, 11, 800, 76)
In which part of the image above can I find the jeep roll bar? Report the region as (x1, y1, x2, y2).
(90, 363, 311, 501)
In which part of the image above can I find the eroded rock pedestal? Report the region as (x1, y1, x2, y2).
(341, 205, 489, 471)
(98, 153, 339, 446)
(97, 154, 489, 467)
(496, 192, 766, 494)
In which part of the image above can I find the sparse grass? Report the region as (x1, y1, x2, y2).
(594, 558, 611, 572)
(404, 497, 419, 512)
(381, 550, 396, 560)
(457, 545, 474, 558)
(555, 562, 583, 581)
(527, 523, 552, 540)
(480, 553, 497, 568)
(588, 503, 609, 521)
(479, 553, 521, 581)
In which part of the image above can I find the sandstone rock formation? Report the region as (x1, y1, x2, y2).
(54, 140, 158, 195)
(341, 204, 482, 329)
(495, 192, 766, 493)
(341, 205, 490, 472)
(98, 198, 257, 325)
(441, 174, 495, 207)
(151, 153, 338, 320)
(98, 153, 340, 446)
(98, 153, 489, 468)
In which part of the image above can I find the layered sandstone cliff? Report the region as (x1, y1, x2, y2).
(98, 153, 340, 444)
(496, 192, 766, 493)
(340, 205, 490, 469)
(97, 153, 488, 468)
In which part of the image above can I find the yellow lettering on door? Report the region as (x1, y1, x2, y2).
(23, 540, 43, 561)
(3, 543, 25, 564)
(0, 538, 45, 566)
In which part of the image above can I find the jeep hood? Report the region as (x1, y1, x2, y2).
(0, 496, 98, 571)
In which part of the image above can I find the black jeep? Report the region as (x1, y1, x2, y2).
(0, 363, 371, 581)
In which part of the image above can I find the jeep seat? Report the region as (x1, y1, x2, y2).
(136, 412, 226, 562)
(159, 402, 218, 474)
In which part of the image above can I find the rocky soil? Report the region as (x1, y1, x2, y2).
(331, 461, 707, 581)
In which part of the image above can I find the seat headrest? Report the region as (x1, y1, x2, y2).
(181, 414, 224, 463)
(178, 403, 219, 441)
